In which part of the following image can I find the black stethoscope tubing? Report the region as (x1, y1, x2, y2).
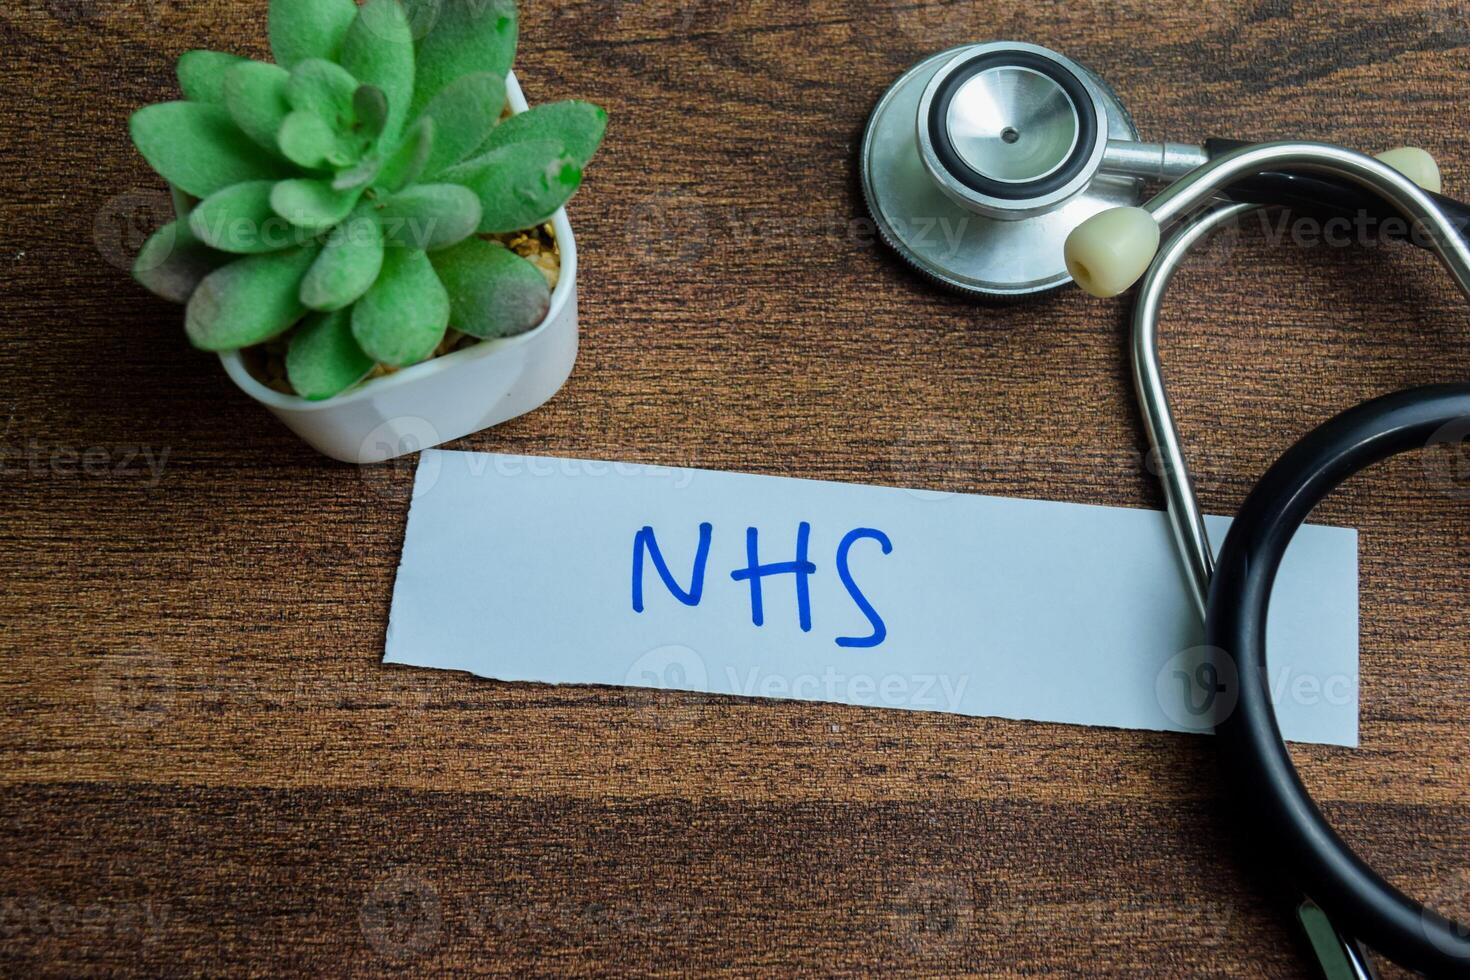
(1206, 137, 1470, 247)
(1207, 383, 1470, 977)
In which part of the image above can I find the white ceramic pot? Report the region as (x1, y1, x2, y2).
(216, 72, 579, 464)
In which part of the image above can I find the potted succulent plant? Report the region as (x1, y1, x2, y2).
(128, 0, 606, 462)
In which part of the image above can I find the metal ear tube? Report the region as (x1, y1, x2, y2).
(1122, 145, 1470, 978)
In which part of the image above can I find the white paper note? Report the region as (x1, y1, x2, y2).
(385, 450, 1359, 746)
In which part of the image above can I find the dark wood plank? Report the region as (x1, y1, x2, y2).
(3, 0, 1470, 975)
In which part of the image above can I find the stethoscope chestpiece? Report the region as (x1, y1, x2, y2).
(916, 42, 1109, 220)
(861, 41, 1144, 297)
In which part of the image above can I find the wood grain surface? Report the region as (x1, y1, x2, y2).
(4, 0, 1470, 975)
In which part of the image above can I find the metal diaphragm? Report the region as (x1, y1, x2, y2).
(860, 41, 1144, 297)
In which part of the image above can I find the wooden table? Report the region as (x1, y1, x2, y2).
(4, 1, 1469, 975)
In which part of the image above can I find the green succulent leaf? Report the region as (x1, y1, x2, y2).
(375, 117, 434, 193)
(377, 184, 481, 251)
(277, 110, 339, 169)
(286, 308, 375, 400)
(340, 0, 415, 145)
(130, 102, 290, 199)
(285, 60, 376, 166)
(269, 0, 358, 69)
(417, 72, 506, 178)
(185, 246, 320, 351)
(299, 208, 384, 311)
(445, 139, 582, 233)
(407, 0, 517, 118)
(286, 58, 359, 124)
(271, 178, 363, 232)
(430, 237, 550, 339)
(472, 100, 607, 167)
(333, 154, 383, 191)
(351, 248, 450, 366)
(223, 61, 293, 152)
(353, 84, 390, 144)
(133, 217, 232, 304)
(189, 180, 292, 254)
(177, 50, 245, 104)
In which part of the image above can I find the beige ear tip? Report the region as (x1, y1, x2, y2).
(1063, 206, 1162, 298)
(1376, 146, 1442, 194)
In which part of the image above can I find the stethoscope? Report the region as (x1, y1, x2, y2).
(863, 40, 1470, 979)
